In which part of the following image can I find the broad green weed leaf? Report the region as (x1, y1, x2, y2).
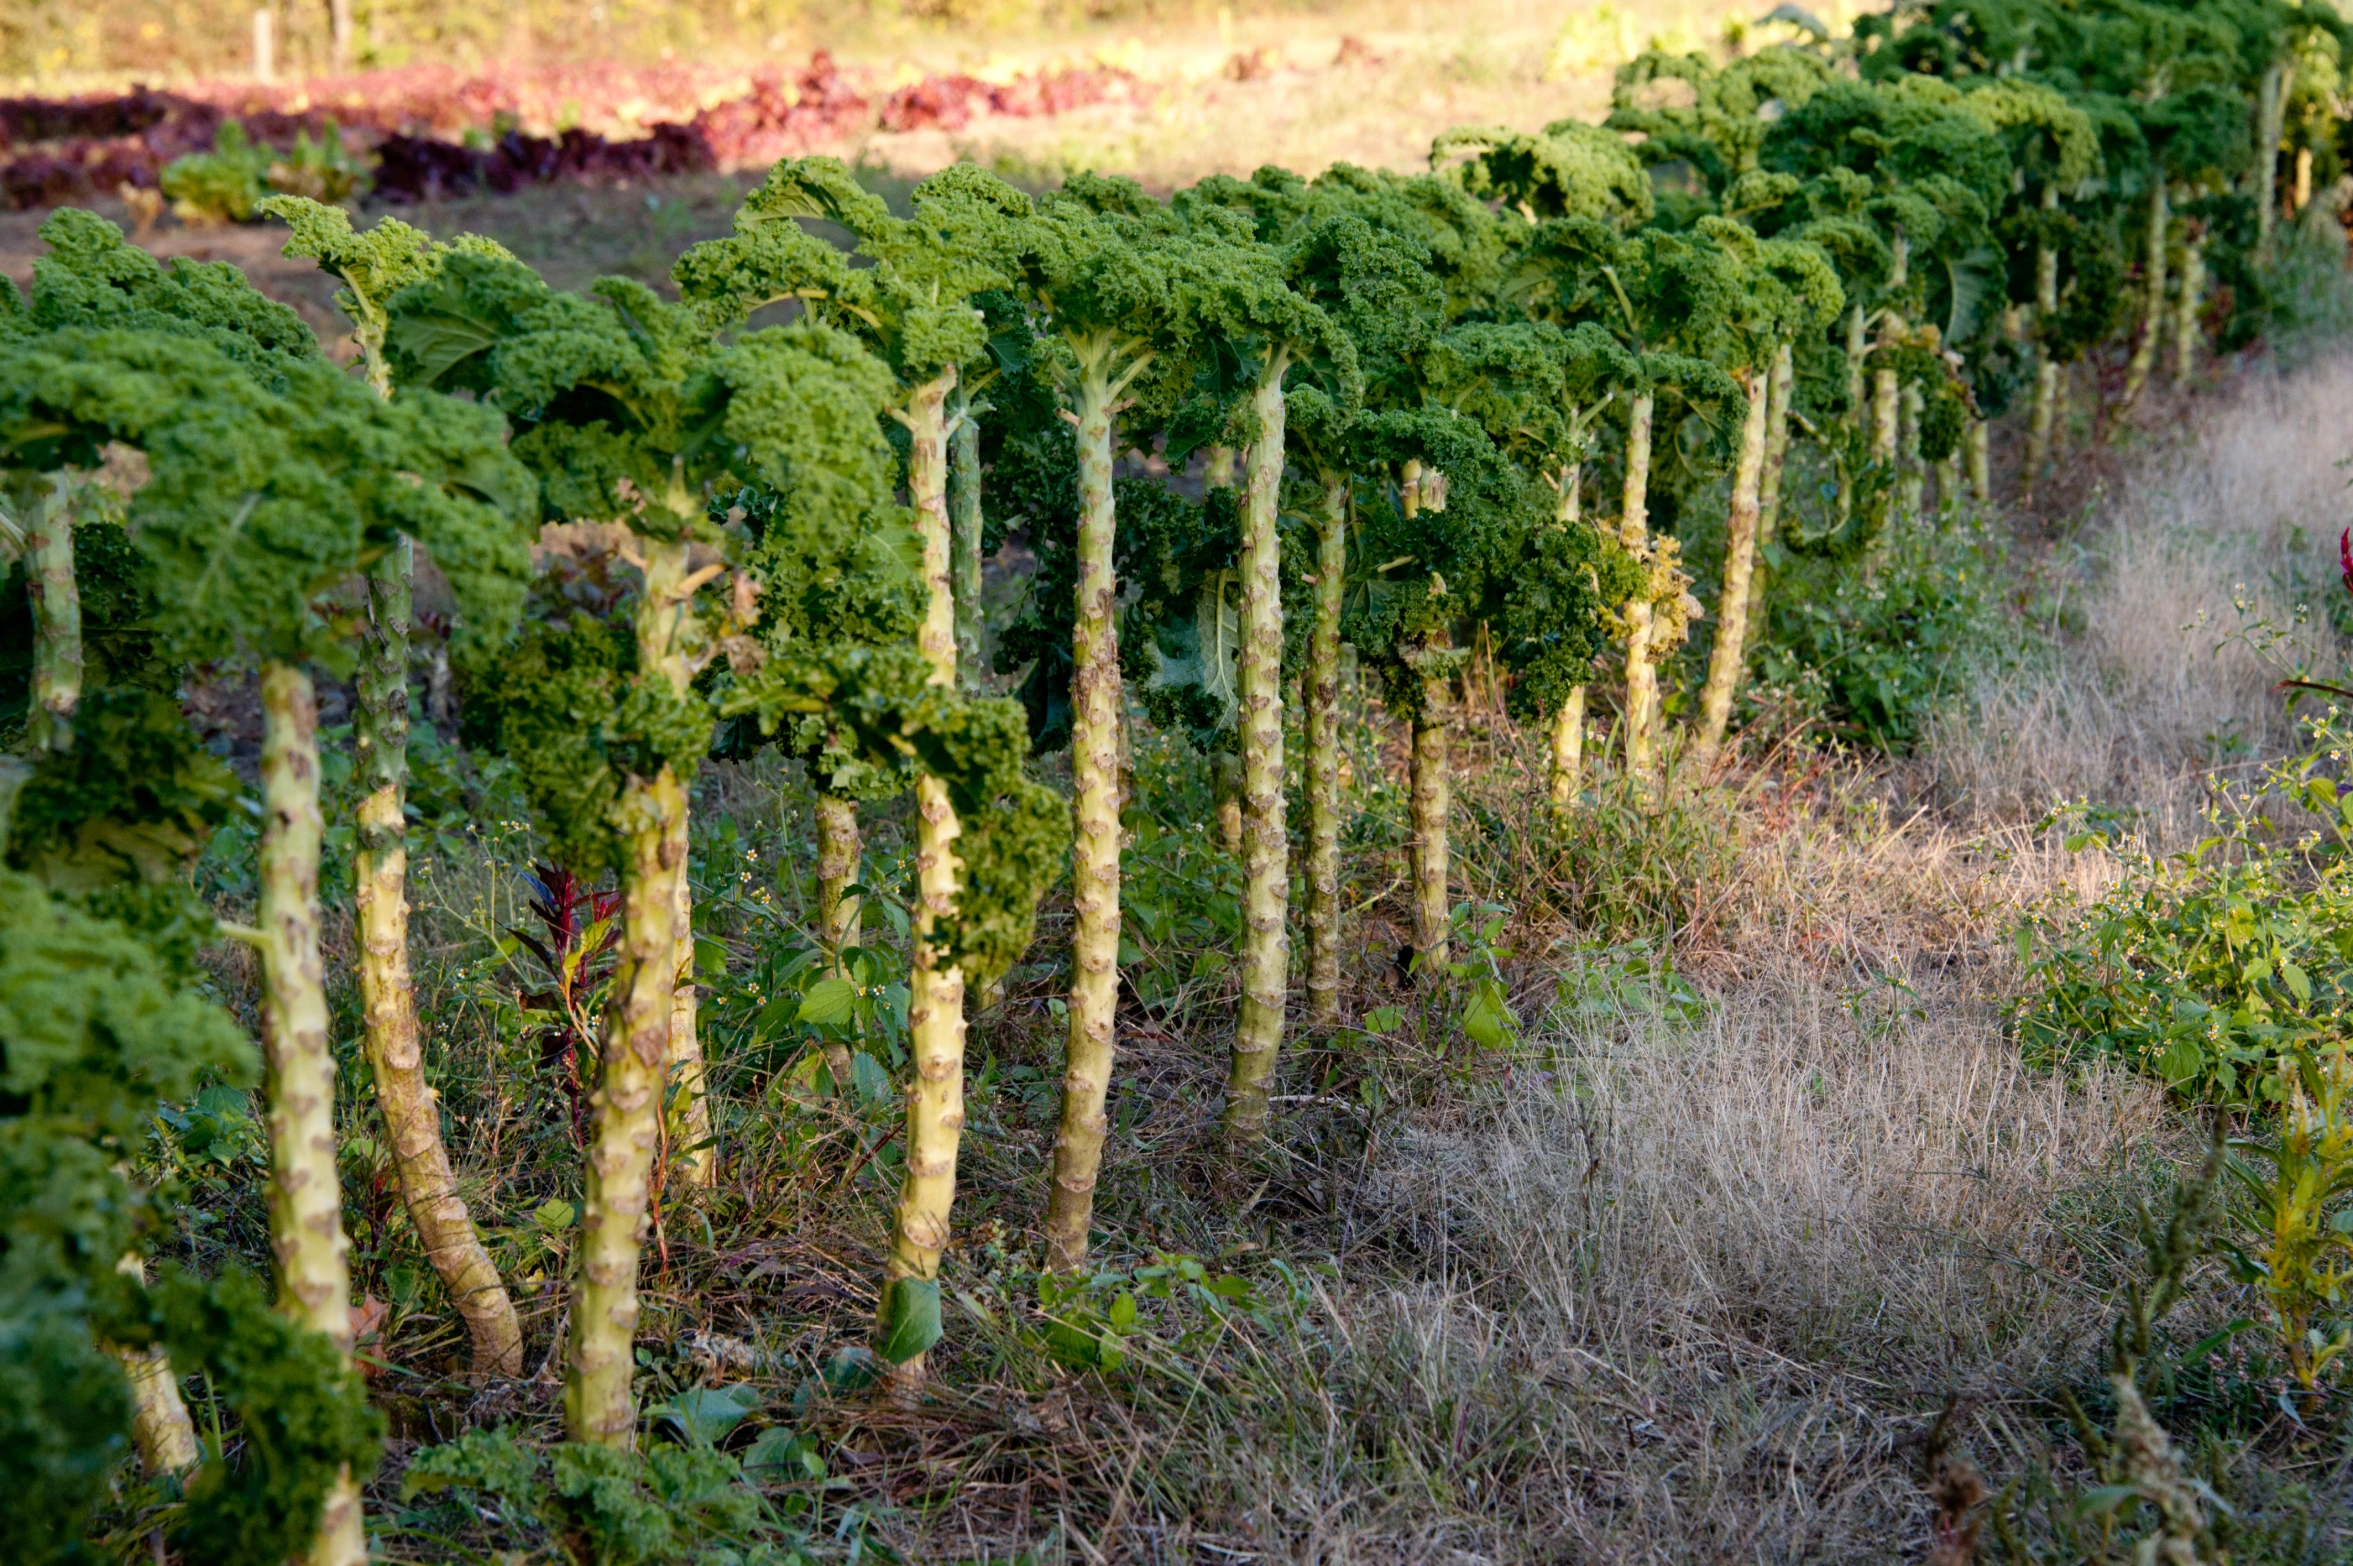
(851, 1050, 892, 1106)
(653, 1384, 763, 1446)
(2076, 1485, 2143, 1518)
(820, 1345, 879, 1392)
(877, 1277, 943, 1364)
(796, 976, 858, 1025)
(742, 1426, 826, 1482)
(2159, 1036, 2206, 1086)
(1042, 1318, 1112, 1371)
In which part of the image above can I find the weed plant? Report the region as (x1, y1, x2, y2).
(2014, 713, 2353, 1104)
(158, 120, 369, 225)
(1756, 498, 2014, 754)
(2253, 205, 2353, 370)
(1455, 742, 1741, 943)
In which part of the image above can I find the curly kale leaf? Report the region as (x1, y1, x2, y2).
(0, 327, 533, 664)
(0, 867, 254, 1144)
(0, 865, 265, 1564)
(0, 1271, 136, 1566)
(260, 196, 515, 386)
(460, 610, 713, 876)
(1433, 121, 1655, 226)
(12, 209, 319, 392)
(722, 645, 1063, 983)
(4, 687, 241, 968)
(150, 1266, 385, 1566)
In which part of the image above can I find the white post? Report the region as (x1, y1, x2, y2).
(253, 7, 277, 83)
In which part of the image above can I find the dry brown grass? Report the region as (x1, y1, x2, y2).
(1335, 1027, 2159, 1557)
(1146, 792, 2177, 1561)
(1926, 357, 2353, 839)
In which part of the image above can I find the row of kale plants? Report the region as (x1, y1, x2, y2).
(6, 0, 2351, 1557)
